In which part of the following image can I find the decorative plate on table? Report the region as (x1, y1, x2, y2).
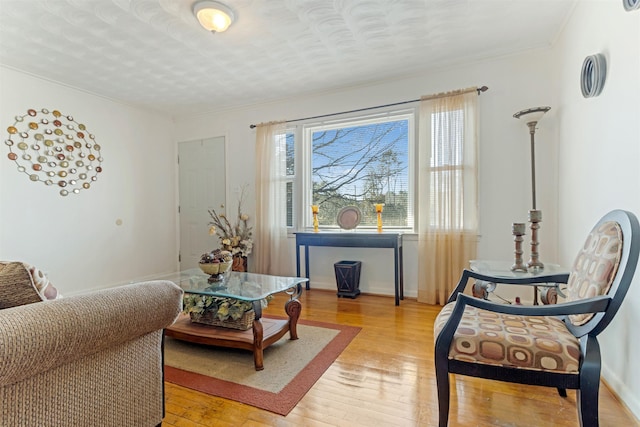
(336, 206, 361, 230)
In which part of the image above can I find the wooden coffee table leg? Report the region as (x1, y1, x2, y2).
(251, 287, 302, 370)
(285, 298, 302, 340)
(252, 318, 264, 371)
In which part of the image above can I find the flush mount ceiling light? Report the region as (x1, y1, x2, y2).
(193, 1, 235, 33)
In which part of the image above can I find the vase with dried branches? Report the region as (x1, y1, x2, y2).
(208, 184, 252, 271)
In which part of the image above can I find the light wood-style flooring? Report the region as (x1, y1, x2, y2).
(162, 290, 639, 427)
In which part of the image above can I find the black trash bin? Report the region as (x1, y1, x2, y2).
(334, 260, 361, 298)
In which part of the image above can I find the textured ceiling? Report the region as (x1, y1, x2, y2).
(0, 0, 576, 117)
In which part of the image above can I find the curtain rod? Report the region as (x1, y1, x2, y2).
(249, 85, 488, 129)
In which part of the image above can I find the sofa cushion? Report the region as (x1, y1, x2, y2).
(0, 262, 60, 309)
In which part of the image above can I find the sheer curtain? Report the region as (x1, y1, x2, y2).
(417, 89, 479, 305)
(254, 121, 288, 275)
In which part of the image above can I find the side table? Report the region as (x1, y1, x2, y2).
(468, 260, 570, 305)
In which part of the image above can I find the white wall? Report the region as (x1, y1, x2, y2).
(0, 66, 178, 294)
(552, 1, 640, 419)
(173, 49, 560, 300)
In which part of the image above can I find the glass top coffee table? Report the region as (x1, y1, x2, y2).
(156, 268, 308, 371)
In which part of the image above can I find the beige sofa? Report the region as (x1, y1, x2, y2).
(0, 277, 183, 427)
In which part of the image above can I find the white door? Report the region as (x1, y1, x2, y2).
(178, 137, 225, 270)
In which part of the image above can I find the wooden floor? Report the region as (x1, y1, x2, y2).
(162, 290, 639, 427)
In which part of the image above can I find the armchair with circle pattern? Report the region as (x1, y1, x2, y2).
(434, 209, 640, 427)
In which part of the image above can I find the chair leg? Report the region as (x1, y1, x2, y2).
(578, 336, 601, 427)
(557, 388, 567, 397)
(435, 361, 451, 427)
(577, 387, 599, 427)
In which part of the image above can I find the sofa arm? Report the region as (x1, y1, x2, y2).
(0, 280, 182, 387)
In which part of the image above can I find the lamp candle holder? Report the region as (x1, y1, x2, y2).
(312, 205, 319, 233)
(375, 204, 384, 232)
(511, 222, 527, 272)
(528, 209, 544, 271)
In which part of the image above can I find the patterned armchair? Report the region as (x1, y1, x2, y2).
(434, 210, 640, 427)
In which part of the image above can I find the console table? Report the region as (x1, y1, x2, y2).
(295, 232, 404, 305)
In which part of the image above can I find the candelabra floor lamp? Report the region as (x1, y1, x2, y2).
(513, 106, 550, 273)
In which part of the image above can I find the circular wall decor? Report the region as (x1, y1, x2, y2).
(580, 54, 607, 98)
(623, 0, 640, 11)
(5, 109, 103, 196)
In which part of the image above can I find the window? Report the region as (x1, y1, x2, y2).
(286, 111, 415, 230)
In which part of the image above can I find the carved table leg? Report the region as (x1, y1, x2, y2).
(285, 298, 302, 340)
(252, 317, 264, 371)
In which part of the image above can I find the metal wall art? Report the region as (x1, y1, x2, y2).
(5, 109, 103, 196)
(580, 54, 607, 98)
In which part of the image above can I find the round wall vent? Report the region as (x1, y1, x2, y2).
(580, 54, 607, 98)
(623, 0, 640, 11)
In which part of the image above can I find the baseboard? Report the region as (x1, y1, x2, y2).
(602, 364, 640, 423)
(306, 279, 417, 299)
(306, 287, 416, 301)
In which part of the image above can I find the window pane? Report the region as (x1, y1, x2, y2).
(284, 131, 295, 228)
(429, 169, 464, 228)
(429, 108, 465, 230)
(310, 118, 410, 227)
(286, 132, 295, 176)
(431, 109, 463, 167)
(286, 181, 293, 227)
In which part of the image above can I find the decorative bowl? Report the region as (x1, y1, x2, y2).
(199, 262, 220, 275)
(218, 260, 232, 273)
(199, 260, 233, 281)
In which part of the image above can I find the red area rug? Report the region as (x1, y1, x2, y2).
(164, 316, 360, 415)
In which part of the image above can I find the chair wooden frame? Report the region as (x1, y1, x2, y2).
(435, 210, 640, 427)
